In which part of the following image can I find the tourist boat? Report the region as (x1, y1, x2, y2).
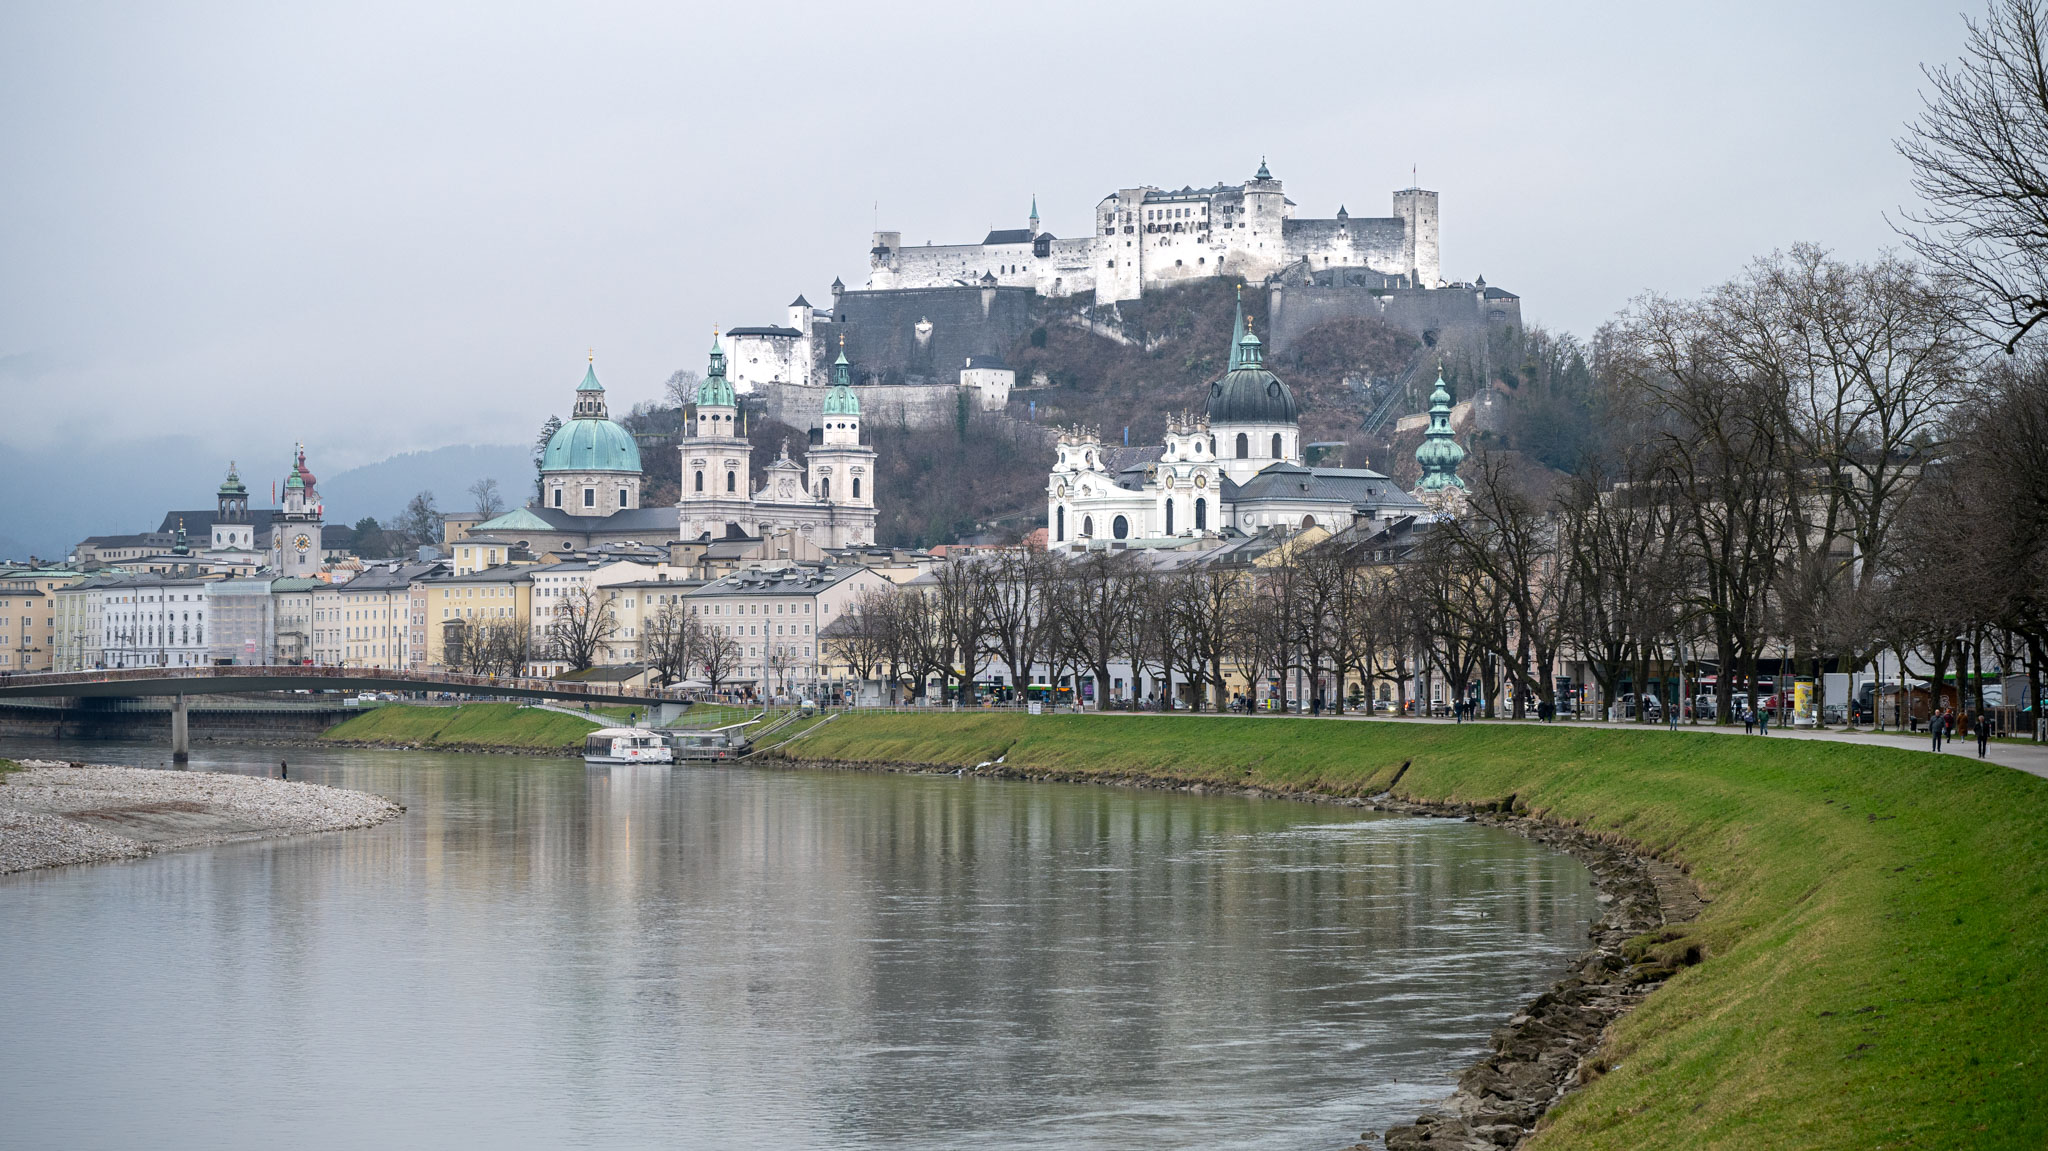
(665, 727, 750, 762)
(583, 727, 674, 765)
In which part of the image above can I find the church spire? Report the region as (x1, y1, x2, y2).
(1228, 285, 1247, 370)
(1415, 363, 1467, 491)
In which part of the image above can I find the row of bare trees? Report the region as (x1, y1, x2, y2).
(824, 243, 2045, 722)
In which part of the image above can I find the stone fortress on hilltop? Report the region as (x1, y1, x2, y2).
(717, 160, 1519, 431)
(869, 159, 1440, 305)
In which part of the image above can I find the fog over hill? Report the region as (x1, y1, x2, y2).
(0, 441, 531, 562)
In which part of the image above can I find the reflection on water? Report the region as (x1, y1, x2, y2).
(0, 739, 1596, 1150)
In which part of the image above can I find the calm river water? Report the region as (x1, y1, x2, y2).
(0, 738, 1597, 1150)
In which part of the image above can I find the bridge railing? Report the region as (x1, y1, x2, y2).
(0, 664, 688, 702)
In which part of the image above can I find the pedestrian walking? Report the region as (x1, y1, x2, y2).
(279, 760, 288, 780)
(1931, 709, 1945, 751)
(1977, 711, 1991, 759)
(1743, 708, 1755, 735)
(1758, 707, 1769, 736)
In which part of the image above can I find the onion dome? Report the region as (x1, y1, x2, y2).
(822, 343, 860, 416)
(218, 463, 247, 497)
(696, 330, 737, 408)
(1415, 368, 1468, 491)
(1206, 307, 1297, 425)
(541, 359, 642, 475)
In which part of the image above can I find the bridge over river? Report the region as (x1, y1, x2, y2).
(0, 666, 688, 760)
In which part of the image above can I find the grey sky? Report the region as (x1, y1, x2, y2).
(0, 1, 1970, 476)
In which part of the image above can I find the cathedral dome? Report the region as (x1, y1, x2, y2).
(542, 361, 641, 475)
(542, 415, 641, 474)
(1206, 330, 1297, 425)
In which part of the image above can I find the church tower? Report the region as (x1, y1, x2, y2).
(211, 462, 254, 552)
(805, 341, 877, 546)
(677, 331, 758, 540)
(1413, 366, 1468, 496)
(273, 445, 324, 576)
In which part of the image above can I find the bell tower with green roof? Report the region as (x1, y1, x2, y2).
(678, 330, 761, 541)
(802, 338, 876, 542)
(1414, 365, 1468, 493)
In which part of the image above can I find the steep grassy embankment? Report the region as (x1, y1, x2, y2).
(320, 703, 607, 751)
(780, 713, 2048, 1150)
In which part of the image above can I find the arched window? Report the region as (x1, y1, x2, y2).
(852, 477, 861, 498)
(1082, 515, 1094, 537)
(820, 478, 830, 500)
(694, 470, 704, 493)
(1195, 497, 1207, 530)
(1272, 432, 1283, 458)
(1302, 515, 1316, 529)
(1165, 500, 1174, 534)
(726, 470, 737, 493)
(1235, 432, 1248, 459)
(1112, 515, 1129, 539)
(1056, 506, 1065, 541)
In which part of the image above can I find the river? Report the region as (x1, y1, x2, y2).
(0, 739, 1598, 1149)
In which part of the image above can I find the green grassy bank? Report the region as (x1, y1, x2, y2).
(320, 703, 609, 750)
(780, 713, 2048, 1150)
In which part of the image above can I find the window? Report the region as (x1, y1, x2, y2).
(552, 488, 563, 508)
(694, 470, 704, 492)
(1236, 433, 1248, 459)
(727, 470, 737, 493)
(1165, 500, 1174, 534)
(1112, 515, 1129, 540)
(820, 478, 830, 500)
(1272, 432, 1283, 458)
(1082, 516, 1094, 537)
(618, 488, 628, 507)
(852, 477, 861, 498)
(583, 487, 595, 508)
(1195, 497, 1207, 530)
(1056, 506, 1065, 542)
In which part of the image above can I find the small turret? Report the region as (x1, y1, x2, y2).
(1029, 194, 1040, 238)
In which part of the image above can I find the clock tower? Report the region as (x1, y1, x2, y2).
(271, 444, 325, 577)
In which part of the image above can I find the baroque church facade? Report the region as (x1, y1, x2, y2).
(676, 335, 877, 548)
(1047, 302, 1424, 545)
(475, 337, 879, 554)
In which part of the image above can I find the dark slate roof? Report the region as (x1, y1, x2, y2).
(1483, 286, 1520, 300)
(1208, 365, 1298, 424)
(158, 509, 279, 534)
(726, 326, 804, 338)
(982, 228, 1033, 245)
(1231, 463, 1425, 511)
(962, 351, 1010, 370)
(790, 295, 811, 308)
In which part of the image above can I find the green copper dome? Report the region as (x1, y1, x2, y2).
(1206, 313, 1297, 425)
(218, 464, 247, 497)
(542, 360, 641, 474)
(697, 332, 737, 408)
(1415, 369, 1467, 491)
(822, 346, 860, 415)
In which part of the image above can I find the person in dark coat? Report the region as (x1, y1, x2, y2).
(1977, 710, 1992, 758)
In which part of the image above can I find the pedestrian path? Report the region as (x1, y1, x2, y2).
(1343, 712, 2048, 781)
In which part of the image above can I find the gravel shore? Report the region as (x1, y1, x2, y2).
(0, 760, 402, 875)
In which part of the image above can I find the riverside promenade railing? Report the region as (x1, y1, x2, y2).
(0, 665, 688, 704)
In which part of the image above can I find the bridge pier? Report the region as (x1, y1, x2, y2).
(170, 693, 189, 764)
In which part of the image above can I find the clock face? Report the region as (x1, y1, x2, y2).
(293, 533, 312, 553)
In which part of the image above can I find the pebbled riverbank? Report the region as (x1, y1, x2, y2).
(0, 760, 402, 875)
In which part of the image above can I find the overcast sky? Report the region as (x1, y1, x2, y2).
(0, 1, 1974, 478)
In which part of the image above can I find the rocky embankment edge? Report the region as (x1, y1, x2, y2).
(0, 760, 404, 875)
(773, 756, 1705, 1151)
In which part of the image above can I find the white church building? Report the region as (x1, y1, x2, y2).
(1047, 304, 1422, 545)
